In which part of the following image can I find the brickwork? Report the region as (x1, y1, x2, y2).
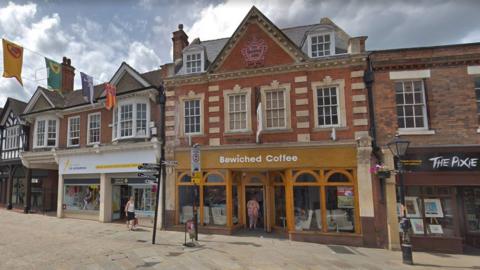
(371, 44, 480, 147)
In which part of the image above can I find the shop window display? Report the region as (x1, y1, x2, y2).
(12, 178, 25, 207)
(326, 186, 355, 232)
(274, 186, 286, 228)
(463, 187, 480, 233)
(204, 186, 227, 226)
(178, 185, 199, 224)
(132, 185, 157, 217)
(232, 185, 239, 225)
(64, 185, 100, 211)
(293, 186, 321, 231)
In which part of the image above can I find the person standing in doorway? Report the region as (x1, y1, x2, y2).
(247, 195, 260, 230)
(125, 196, 136, 231)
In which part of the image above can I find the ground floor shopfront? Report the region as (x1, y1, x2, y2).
(395, 147, 480, 253)
(166, 142, 383, 247)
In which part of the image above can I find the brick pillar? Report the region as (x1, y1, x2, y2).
(382, 148, 401, 250)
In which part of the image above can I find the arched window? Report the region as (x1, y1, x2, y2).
(327, 172, 350, 183)
(179, 174, 192, 183)
(205, 174, 224, 183)
(295, 172, 317, 183)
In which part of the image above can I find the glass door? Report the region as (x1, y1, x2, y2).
(112, 185, 121, 220)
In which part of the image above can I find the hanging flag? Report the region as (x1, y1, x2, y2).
(105, 83, 116, 110)
(255, 87, 263, 144)
(45, 58, 62, 92)
(81, 72, 94, 104)
(2, 39, 24, 86)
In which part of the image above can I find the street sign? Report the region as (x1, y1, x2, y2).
(191, 145, 201, 172)
(138, 163, 159, 171)
(138, 172, 158, 179)
(191, 171, 202, 185)
(162, 160, 178, 167)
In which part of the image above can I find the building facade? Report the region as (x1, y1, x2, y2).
(20, 59, 164, 226)
(162, 7, 386, 247)
(370, 43, 480, 253)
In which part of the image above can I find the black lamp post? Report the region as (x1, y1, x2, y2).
(386, 135, 412, 265)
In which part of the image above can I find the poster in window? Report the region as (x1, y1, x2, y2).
(424, 198, 443, 218)
(337, 187, 354, 208)
(428, 224, 444, 234)
(405, 196, 421, 218)
(410, 218, 425, 234)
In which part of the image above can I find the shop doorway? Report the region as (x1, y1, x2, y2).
(242, 172, 270, 232)
(112, 185, 130, 221)
(245, 186, 265, 230)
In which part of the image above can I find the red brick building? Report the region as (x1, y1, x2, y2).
(162, 7, 385, 247)
(370, 43, 480, 253)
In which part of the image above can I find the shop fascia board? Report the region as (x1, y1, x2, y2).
(53, 139, 161, 158)
(173, 140, 357, 151)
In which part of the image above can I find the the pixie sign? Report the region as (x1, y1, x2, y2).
(429, 156, 478, 169)
(403, 152, 480, 171)
(219, 154, 298, 164)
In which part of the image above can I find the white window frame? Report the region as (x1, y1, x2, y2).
(4, 125, 19, 150)
(312, 78, 346, 129)
(67, 116, 81, 147)
(307, 31, 335, 58)
(260, 81, 291, 131)
(87, 112, 101, 145)
(223, 85, 252, 133)
(112, 97, 151, 141)
(184, 50, 204, 74)
(179, 91, 204, 136)
(395, 80, 429, 132)
(33, 116, 59, 148)
(475, 77, 480, 133)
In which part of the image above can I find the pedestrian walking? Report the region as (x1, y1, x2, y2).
(247, 195, 260, 230)
(125, 196, 136, 231)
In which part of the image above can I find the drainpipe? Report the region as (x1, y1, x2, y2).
(364, 54, 381, 161)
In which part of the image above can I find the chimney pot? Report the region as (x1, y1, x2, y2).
(172, 24, 189, 62)
(178, 24, 183, 30)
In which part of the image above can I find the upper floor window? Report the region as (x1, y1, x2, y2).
(185, 52, 202, 74)
(184, 99, 201, 134)
(309, 33, 333, 58)
(5, 126, 19, 150)
(228, 94, 247, 131)
(316, 86, 339, 127)
(475, 78, 480, 115)
(395, 80, 428, 129)
(112, 99, 150, 140)
(87, 112, 101, 145)
(34, 117, 58, 148)
(265, 89, 287, 129)
(67, 116, 80, 147)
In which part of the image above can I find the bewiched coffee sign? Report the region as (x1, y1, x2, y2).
(402, 152, 480, 172)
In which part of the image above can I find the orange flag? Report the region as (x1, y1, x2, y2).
(2, 39, 24, 86)
(105, 83, 116, 110)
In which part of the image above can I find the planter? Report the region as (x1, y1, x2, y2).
(377, 171, 391, 179)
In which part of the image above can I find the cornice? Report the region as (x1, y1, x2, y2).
(372, 53, 480, 71)
(164, 54, 366, 87)
(54, 140, 161, 157)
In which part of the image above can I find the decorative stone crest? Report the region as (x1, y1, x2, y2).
(241, 35, 268, 68)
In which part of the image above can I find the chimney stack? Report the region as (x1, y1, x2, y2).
(61, 56, 75, 95)
(172, 24, 189, 63)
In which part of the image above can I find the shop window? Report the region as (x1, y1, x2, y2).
(12, 178, 25, 207)
(178, 185, 199, 224)
(203, 186, 227, 226)
(327, 172, 350, 183)
(404, 186, 457, 237)
(463, 187, 480, 233)
(232, 185, 239, 225)
(295, 172, 317, 183)
(293, 186, 321, 231)
(326, 186, 355, 233)
(132, 185, 157, 217)
(273, 174, 283, 184)
(179, 174, 191, 183)
(63, 185, 100, 211)
(205, 174, 224, 183)
(274, 186, 286, 228)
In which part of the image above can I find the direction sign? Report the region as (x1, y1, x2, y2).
(138, 172, 158, 179)
(191, 145, 201, 172)
(192, 171, 202, 185)
(138, 163, 159, 171)
(162, 160, 178, 167)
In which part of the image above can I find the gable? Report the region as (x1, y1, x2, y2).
(31, 95, 53, 113)
(216, 22, 297, 73)
(116, 71, 145, 94)
(3, 111, 20, 127)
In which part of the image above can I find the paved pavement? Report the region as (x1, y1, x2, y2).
(0, 209, 479, 270)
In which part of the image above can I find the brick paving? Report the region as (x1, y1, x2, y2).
(0, 209, 478, 270)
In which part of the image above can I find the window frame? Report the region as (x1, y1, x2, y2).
(179, 92, 205, 137)
(307, 31, 335, 58)
(394, 80, 429, 131)
(67, 115, 81, 147)
(4, 125, 20, 150)
(223, 85, 252, 133)
(312, 78, 346, 129)
(33, 116, 59, 149)
(260, 81, 292, 131)
(87, 112, 101, 145)
(184, 51, 204, 74)
(111, 98, 151, 141)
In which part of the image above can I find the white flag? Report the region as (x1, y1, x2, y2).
(256, 101, 263, 143)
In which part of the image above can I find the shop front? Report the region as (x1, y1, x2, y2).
(170, 144, 369, 245)
(401, 147, 480, 253)
(57, 143, 160, 225)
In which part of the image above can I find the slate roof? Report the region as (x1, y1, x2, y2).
(7, 98, 28, 116)
(141, 69, 163, 87)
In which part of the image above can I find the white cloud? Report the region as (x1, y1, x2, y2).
(126, 41, 161, 72)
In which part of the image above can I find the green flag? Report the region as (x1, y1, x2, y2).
(45, 58, 62, 92)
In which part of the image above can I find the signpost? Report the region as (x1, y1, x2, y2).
(191, 144, 200, 242)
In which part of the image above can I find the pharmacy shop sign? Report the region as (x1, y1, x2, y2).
(403, 152, 480, 172)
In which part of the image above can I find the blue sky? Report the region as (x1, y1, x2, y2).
(1, 0, 480, 106)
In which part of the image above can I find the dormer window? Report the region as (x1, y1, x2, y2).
(185, 52, 203, 74)
(308, 32, 334, 58)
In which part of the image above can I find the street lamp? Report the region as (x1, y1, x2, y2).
(386, 135, 413, 265)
